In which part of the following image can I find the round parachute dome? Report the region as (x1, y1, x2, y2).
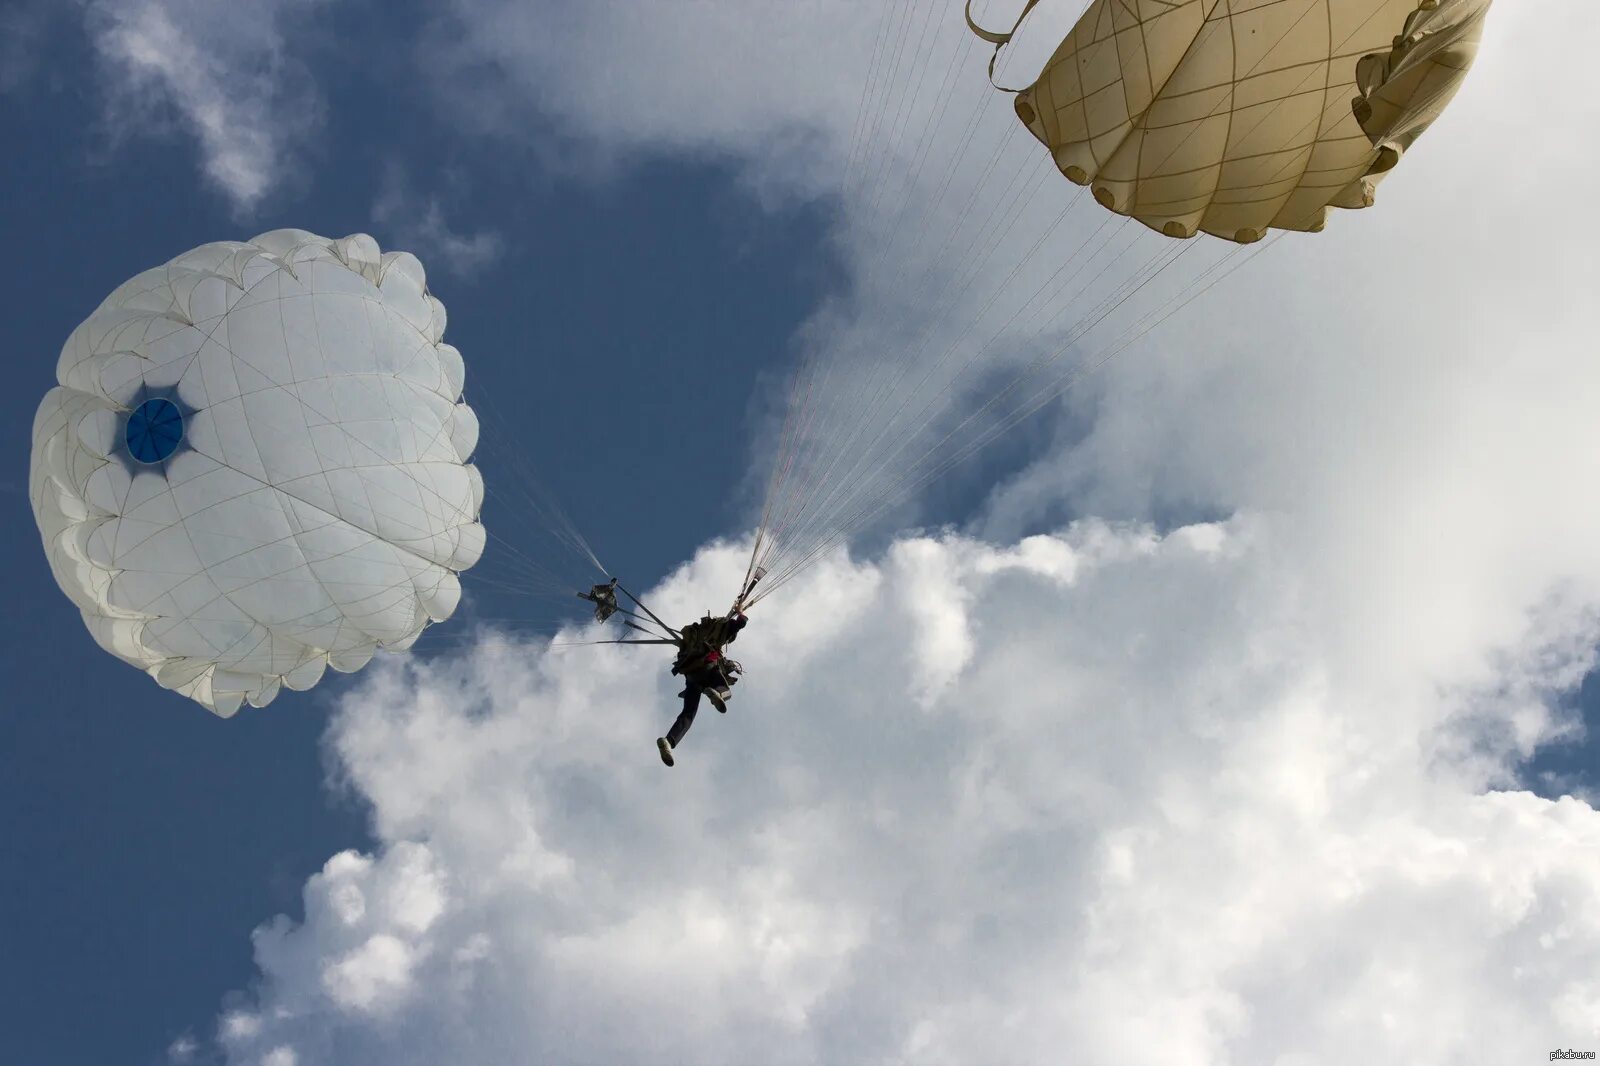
(970, 0, 1493, 242)
(29, 230, 486, 715)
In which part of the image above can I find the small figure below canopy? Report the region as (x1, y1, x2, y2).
(656, 566, 765, 767)
(578, 578, 620, 623)
(657, 608, 748, 768)
(563, 569, 766, 768)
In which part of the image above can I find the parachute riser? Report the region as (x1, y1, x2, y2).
(623, 618, 679, 641)
(731, 565, 768, 616)
(613, 582, 682, 639)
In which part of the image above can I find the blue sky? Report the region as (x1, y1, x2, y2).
(4, 2, 1600, 1064)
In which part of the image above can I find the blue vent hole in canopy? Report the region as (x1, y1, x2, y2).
(126, 397, 185, 464)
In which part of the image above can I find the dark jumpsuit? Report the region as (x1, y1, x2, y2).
(665, 613, 748, 748)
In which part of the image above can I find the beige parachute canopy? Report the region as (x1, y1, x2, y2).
(967, 0, 1492, 242)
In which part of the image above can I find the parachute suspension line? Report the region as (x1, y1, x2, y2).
(748, 237, 1283, 608)
(858, 0, 942, 208)
(862, 4, 972, 224)
(841, 0, 1392, 512)
(460, 389, 614, 614)
(841, 0, 906, 184)
(759, 221, 1189, 599)
(868, 121, 1043, 343)
(484, 427, 608, 577)
(793, 2, 1053, 511)
(475, 465, 605, 593)
(769, 133, 1034, 554)
(752, 0, 1488, 607)
(812, 185, 1081, 490)
(847, 0, 929, 200)
(468, 521, 589, 604)
(915, 0, 1414, 473)
(852, 33, 986, 306)
(762, 363, 844, 591)
(879, 30, 983, 222)
(550, 637, 680, 649)
(743, 355, 819, 591)
(612, 582, 681, 640)
(765, 145, 1050, 559)
(758, 0, 1345, 599)
(748, 2, 976, 589)
(863, 161, 1062, 431)
(856, 0, 962, 213)
(759, 209, 1142, 593)
(905, 75, 1013, 267)
(832, 218, 1132, 516)
(848, 0, 1015, 281)
(898, 240, 1280, 510)
(758, 188, 1087, 582)
(758, 364, 827, 574)
(792, 21, 1014, 493)
(474, 530, 570, 592)
(478, 472, 601, 586)
(750, 233, 1210, 603)
(837, 152, 1080, 466)
(835, 39, 996, 442)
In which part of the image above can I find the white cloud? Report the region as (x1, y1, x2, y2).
(207, 527, 1600, 1065)
(423, 0, 881, 202)
(85, 0, 327, 212)
(371, 166, 504, 278)
(322, 935, 418, 1014)
(193, 0, 1600, 1062)
(166, 1032, 198, 1063)
(219, 1011, 261, 1041)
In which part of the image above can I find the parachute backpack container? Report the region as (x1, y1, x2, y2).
(29, 230, 486, 715)
(970, 0, 1492, 242)
(579, 579, 621, 623)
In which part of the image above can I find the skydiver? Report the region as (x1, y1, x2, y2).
(657, 609, 748, 767)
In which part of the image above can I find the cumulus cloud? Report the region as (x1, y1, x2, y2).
(187, 0, 1600, 1062)
(205, 528, 1600, 1065)
(371, 166, 504, 279)
(85, 0, 327, 212)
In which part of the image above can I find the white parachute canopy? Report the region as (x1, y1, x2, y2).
(29, 230, 486, 716)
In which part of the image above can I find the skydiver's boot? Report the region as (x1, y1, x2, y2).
(657, 737, 675, 767)
(706, 688, 728, 714)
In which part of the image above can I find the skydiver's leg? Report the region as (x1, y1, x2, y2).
(666, 687, 702, 747)
(694, 669, 732, 710)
